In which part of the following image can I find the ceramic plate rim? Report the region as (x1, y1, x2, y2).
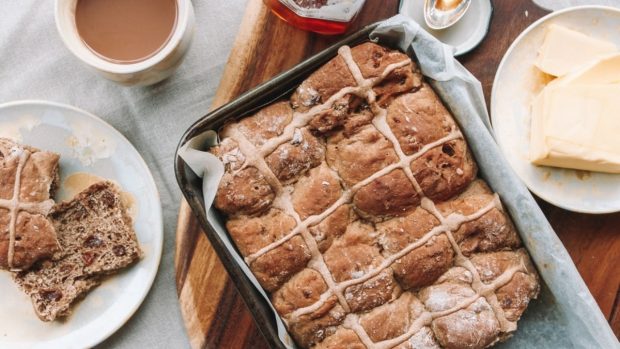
(490, 5, 620, 214)
(0, 99, 164, 348)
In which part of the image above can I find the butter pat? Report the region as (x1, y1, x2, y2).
(553, 54, 620, 86)
(530, 84, 620, 173)
(535, 24, 617, 77)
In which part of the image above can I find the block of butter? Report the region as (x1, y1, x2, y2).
(530, 54, 620, 173)
(535, 24, 617, 77)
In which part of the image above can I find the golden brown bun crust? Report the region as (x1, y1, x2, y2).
(0, 138, 60, 271)
(210, 43, 539, 349)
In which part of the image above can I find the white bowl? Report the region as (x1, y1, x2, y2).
(55, 0, 195, 86)
(491, 6, 620, 214)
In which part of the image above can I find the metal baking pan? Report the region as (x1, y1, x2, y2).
(174, 17, 617, 349)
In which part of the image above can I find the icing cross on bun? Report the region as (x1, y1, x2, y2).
(210, 42, 539, 349)
(0, 138, 60, 271)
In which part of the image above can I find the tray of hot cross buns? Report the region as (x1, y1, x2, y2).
(175, 15, 618, 349)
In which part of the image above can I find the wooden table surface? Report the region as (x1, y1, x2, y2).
(174, 1, 620, 347)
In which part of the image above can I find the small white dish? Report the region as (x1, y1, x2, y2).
(55, 0, 195, 86)
(0, 101, 163, 348)
(491, 6, 620, 214)
(400, 0, 492, 56)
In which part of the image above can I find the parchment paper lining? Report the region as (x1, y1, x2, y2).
(179, 15, 618, 349)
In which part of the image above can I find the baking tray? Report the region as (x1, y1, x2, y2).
(174, 17, 618, 349)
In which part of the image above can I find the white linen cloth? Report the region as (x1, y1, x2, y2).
(0, 0, 247, 347)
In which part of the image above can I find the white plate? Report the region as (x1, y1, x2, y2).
(491, 6, 620, 214)
(0, 101, 163, 348)
(399, 0, 493, 56)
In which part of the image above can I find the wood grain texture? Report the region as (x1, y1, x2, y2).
(539, 200, 620, 336)
(459, 1, 549, 109)
(175, 0, 620, 347)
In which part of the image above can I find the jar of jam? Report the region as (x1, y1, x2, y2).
(264, 0, 367, 35)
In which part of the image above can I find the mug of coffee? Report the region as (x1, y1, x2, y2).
(55, 0, 195, 86)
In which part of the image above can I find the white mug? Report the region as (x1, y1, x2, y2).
(55, 0, 195, 86)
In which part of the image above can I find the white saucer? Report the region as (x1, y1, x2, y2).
(491, 6, 620, 214)
(399, 0, 493, 56)
(0, 101, 163, 348)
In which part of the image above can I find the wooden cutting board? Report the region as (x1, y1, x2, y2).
(175, 1, 620, 347)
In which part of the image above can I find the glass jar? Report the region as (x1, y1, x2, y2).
(263, 0, 367, 35)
